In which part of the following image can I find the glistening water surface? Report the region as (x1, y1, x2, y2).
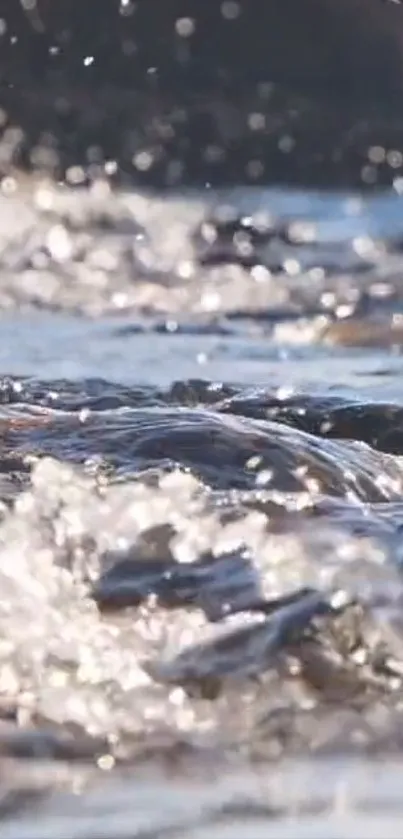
(2, 177, 403, 836)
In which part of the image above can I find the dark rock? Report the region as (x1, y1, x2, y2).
(92, 546, 260, 620)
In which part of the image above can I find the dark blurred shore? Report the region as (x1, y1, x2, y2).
(2, 1, 403, 188)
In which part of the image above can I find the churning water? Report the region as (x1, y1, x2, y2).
(0, 175, 401, 836)
(4, 2, 403, 832)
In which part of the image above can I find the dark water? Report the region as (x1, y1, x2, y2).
(5, 3, 403, 836)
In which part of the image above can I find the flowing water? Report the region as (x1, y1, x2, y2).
(0, 175, 402, 836)
(5, 3, 403, 829)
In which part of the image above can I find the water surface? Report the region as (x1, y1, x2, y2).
(0, 176, 403, 836)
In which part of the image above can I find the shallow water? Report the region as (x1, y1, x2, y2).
(2, 176, 403, 835)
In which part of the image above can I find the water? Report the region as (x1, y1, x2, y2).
(5, 2, 403, 831)
(0, 175, 402, 835)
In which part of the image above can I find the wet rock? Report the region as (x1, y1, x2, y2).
(92, 546, 260, 620)
(9, 403, 403, 500)
(0, 722, 108, 762)
(217, 390, 403, 456)
(321, 318, 403, 348)
(147, 588, 339, 695)
(193, 211, 279, 269)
